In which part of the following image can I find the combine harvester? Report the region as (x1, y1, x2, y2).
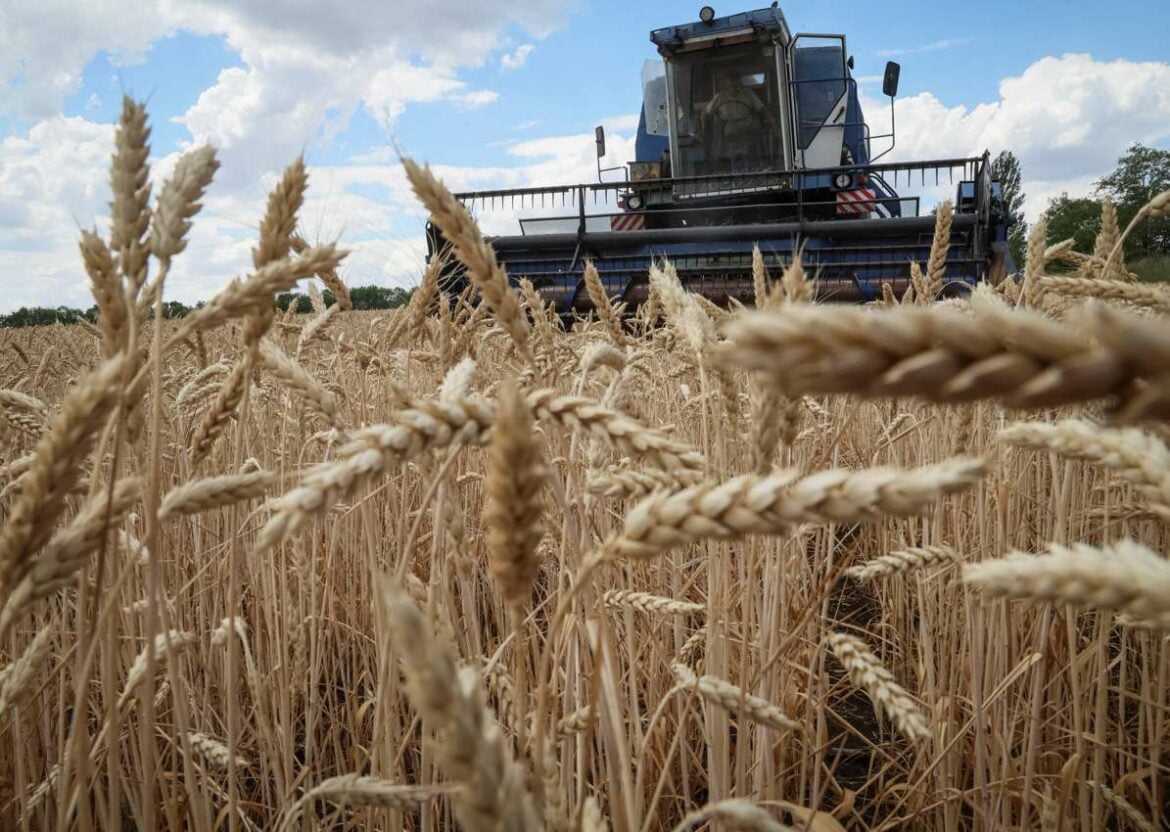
(427, 4, 1014, 312)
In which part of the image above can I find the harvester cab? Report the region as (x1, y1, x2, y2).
(427, 5, 1013, 315)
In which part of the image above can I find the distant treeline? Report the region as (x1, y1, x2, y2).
(0, 284, 415, 329)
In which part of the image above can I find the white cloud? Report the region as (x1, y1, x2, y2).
(501, 44, 535, 71)
(877, 38, 969, 58)
(0, 116, 116, 310)
(0, 0, 170, 118)
(861, 53, 1170, 221)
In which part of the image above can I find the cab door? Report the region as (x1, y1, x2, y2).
(790, 35, 849, 169)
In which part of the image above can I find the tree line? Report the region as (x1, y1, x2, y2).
(0, 284, 415, 329)
(993, 143, 1170, 281)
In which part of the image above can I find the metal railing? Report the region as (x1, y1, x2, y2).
(454, 156, 983, 236)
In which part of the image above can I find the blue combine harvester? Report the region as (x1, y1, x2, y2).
(427, 4, 1014, 312)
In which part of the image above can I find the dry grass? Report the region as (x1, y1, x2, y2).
(0, 99, 1168, 831)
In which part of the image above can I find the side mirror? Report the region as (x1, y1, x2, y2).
(882, 61, 901, 97)
(595, 125, 606, 159)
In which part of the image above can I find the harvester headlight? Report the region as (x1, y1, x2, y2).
(833, 173, 853, 190)
(625, 193, 645, 211)
(699, 6, 716, 24)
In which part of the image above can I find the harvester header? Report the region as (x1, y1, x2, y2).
(427, 5, 1013, 313)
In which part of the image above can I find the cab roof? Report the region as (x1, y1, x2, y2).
(650, 6, 792, 54)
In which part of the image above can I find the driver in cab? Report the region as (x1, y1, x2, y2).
(702, 71, 773, 171)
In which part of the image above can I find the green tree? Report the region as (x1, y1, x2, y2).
(1095, 143, 1170, 257)
(991, 150, 1027, 267)
(1041, 193, 1102, 255)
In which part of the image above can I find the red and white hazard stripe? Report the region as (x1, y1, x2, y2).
(836, 188, 876, 217)
(610, 211, 646, 231)
(611, 197, 646, 231)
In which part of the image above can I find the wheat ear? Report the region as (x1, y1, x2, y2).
(671, 800, 794, 832)
(80, 230, 127, 357)
(1038, 275, 1170, 315)
(256, 396, 494, 554)
(1086, 780, 1157, 832)
(188, 359, 248, 466)
(0, 625, 54, 717)
(528, 389, 704, 474)
(826, 632, 931, 741)
(964, 540, 1170, 628)
(402, 158, 531, 361)
(602, 459, 982, 561)
(587, 463, 704, 499)
(584, 260, 627, 346)
(151, 145, 218, 263)
(923, 200, 953, 300)
(673, 662, 799, 732)
(604, 590, 703, 616)
(109, 96, 152, 297)
(283, 774, 453, 829)
(845, 545, 961, 582)
(158, 470, 274, 521)
(118, 630, 197, 709)
(173, 244, 345, 341)
(290, 232, 352, 311)
(187, 731, 251, 770)
(484, 380, 546, 606)
(0, 354, 127, 599)
(258, 339, 342, 427)
(1000, 420, 1170, 520)
(0, 478, 140, 638)
(381, 580, 541, 832)
(720, 301, 1170, 418)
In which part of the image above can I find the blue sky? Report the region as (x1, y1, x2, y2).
(2, 0, 1169, 311)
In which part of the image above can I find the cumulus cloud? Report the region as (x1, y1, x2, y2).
(861, 53, 1170, 220)
(501, 44, 535, 70)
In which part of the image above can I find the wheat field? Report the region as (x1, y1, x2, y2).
(1, 98, 1168, 832)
